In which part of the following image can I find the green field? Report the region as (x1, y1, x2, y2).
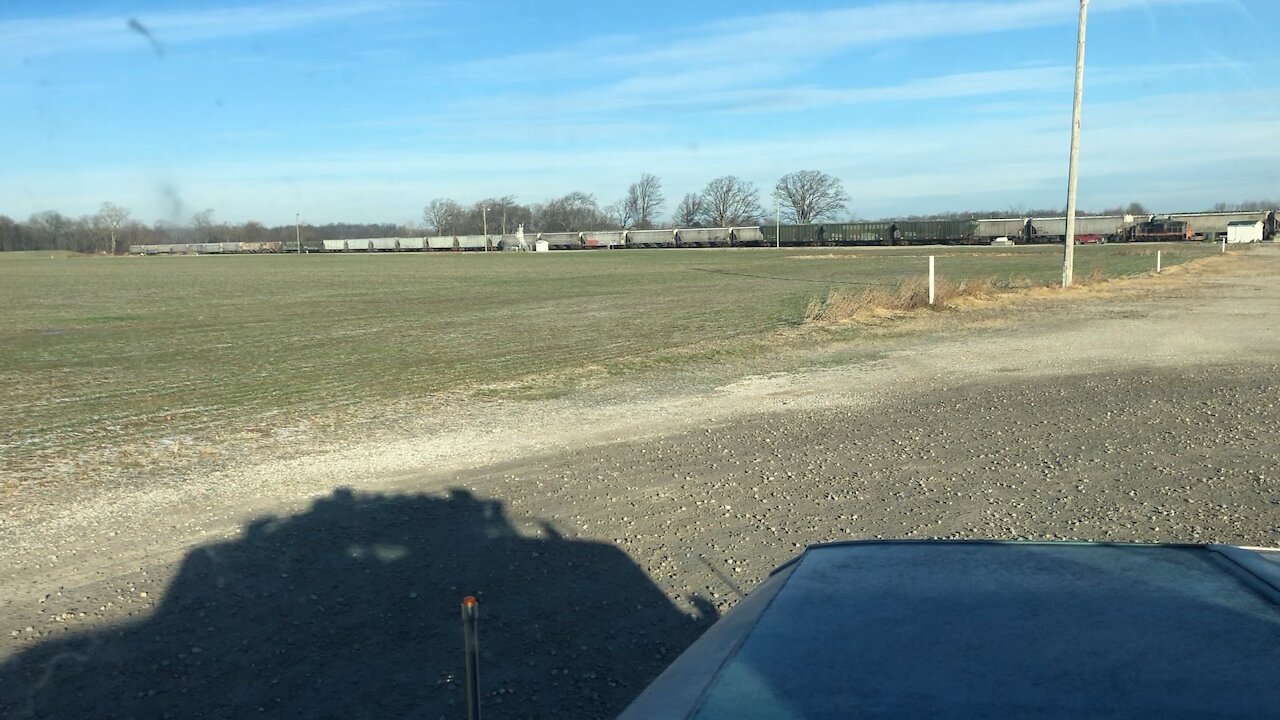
(0, 244, 1216, 486)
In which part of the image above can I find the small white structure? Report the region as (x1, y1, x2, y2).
(535, 239, 550, 252)
(991, 237, 1015, 246)
(1226, 220, 1263, 244)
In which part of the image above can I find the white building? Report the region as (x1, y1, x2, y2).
(1226, 220, 1263, 244)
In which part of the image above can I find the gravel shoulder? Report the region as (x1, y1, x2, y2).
(2, 245, 1278, 718)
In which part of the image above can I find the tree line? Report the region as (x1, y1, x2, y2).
(0, 206, 419, 254)
(423, 171, 852, 235)
(2, 184, 1275, 253)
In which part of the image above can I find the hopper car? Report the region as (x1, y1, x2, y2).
(125, 210, 1275, 256)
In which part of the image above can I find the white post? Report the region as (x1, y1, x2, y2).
(1062, 0, 1089, 288)
(1221, 236, 1226, 254)
(928, 255, 936, 305)
(1156, 250, 1162, 274)
(295, 212, 301, 255)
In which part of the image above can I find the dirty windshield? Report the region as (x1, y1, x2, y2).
(2, 1, 1278, 718)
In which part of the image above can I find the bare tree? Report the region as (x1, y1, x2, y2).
(94, 202, 130, 255)
(673, 193, 705, 227)
(423, 199, 465, 236)
(624, 173, 665, 229)
(533, 192, 607, 232)
(470, 196, 528, 235)
(775, 170, 849, 224)
(603, 201, 630, 230)
(28, 211, 75, 251)
(191, 209, 219, 242)
(0, 215, 20, 252)
(700, 176, 760, 227)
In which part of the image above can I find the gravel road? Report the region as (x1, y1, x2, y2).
(2, 246, 1278, 719)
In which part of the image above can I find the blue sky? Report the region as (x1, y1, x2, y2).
(2, 0, 1278, 226)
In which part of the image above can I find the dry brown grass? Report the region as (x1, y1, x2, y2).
(802, 248, 1228, 327)
(804, 276, 1033, 324)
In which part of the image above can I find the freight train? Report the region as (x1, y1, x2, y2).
(128, 210, 1276, 255)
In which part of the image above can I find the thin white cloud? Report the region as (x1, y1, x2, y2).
(389, 59, 1231, 137)
(460, 0, 1223, 84)
(431, 0, 1231, 123)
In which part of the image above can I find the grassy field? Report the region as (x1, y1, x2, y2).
(0, 243, 1216, 487)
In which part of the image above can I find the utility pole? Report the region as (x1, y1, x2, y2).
(775, 190, 781, 249)
(502, 207, 507, 235)
(296, 212, 301, 255)
(1063, 0, 1088, 288)
(482, 206, 489, 251)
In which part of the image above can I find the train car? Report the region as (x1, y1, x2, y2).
(494, 235, 525, 251)
(197, 242, 223, 254)
(675, 227, 731, 247)
(260, 241, 282, 253)
(216, 242, 238, 253)
(238, 242, 262, 253)
(397, 237, 426, 251)
(427, 236, 456, 251)
(1027, 215, 1126, 244)
(626, 229, 676, 248)
(583, 230, 625, 248)
(1027, 217, 1066, 242)
(322, 239, 346, 252)
(761, 224, 825, 246)
(170, 243, 196, 254)
(811, 219, 977, 246)
(897, 219, 978, 245)
(975, 218, 1029, 242)
(730, 226, 765, 245)
(538, 231, 582, 250)
(822, 222, 893, 246)
(281, 240, 322, 253)
(345, 239, 373, 252)
(1130, 217, 1193, 242)
(455, 235, 491, 251)
(1075, 216, 1124, 241)
(134, 244, 153, 254)
(1167, 210, 1275, 242)
(369, 237, 398, 251)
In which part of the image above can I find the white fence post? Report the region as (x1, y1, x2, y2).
(1156, 250, 1162, 274)
(1221, 237, 1226, 254)
(928, 255, 936, 305)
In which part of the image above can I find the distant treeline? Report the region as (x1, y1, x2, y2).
(0, 207, 416, 255)
(2, 198, 1277, 254)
